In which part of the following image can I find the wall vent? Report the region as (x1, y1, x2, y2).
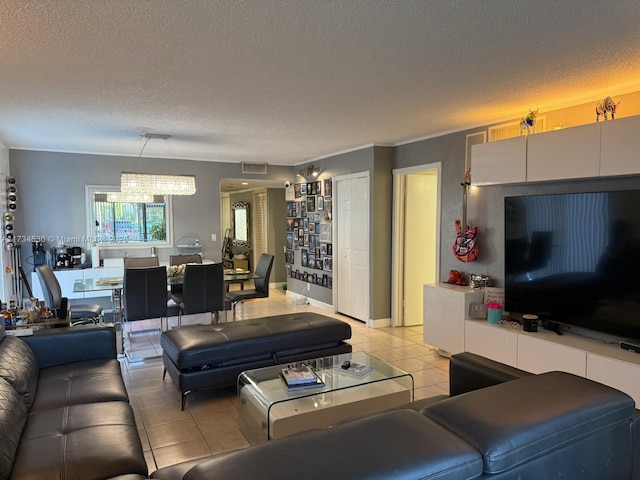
(241, 162, 268, 174)
(488, 116, 546, 142)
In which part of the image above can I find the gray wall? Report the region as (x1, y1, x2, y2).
(287, 146, 395, 321)
(267, 188, 286, 283)
(10, 150, 291, 281)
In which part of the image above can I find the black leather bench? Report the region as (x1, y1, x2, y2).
(161, 312, 352, 409)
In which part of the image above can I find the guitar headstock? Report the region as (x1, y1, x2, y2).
(461, 168, 471, 187)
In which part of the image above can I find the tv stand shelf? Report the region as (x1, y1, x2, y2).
(465, 318, 640, 405)
(422, 284, 640, 405)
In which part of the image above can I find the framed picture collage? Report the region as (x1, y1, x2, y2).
(286, 178, 333, 289)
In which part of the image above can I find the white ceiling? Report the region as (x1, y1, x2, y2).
(1, 1, 640, 166)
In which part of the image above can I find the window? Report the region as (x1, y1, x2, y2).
(86, 186, 172, 247)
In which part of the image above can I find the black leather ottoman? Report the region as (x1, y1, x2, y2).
(161, 312, 352, 409)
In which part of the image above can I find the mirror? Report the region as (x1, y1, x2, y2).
(233, 202, 249, 242)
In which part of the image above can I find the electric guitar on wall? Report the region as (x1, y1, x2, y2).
(452, 168, 479, 262)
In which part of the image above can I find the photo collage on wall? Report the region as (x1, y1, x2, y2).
(286, 178, 333, 289)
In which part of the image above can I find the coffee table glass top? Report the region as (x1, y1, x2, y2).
(237, 351, 414, 442)
(239, 351, 413, 402)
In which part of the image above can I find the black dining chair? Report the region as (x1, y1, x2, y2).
(179, 263, 225, 325)
(225, 253, 274, 316)
(169, 254, 203, 302)
(122, 266, 168, 357)
(36, 264, 103, 325)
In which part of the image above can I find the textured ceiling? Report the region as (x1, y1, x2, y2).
(1, 1, 640, 166)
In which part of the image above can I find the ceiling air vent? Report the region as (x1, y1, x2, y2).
(488, 116, 546, 142)
(241, 162, 268, 174)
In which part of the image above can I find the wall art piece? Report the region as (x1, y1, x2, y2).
(324, 178, 332, 197)
(323, 256, 333, 272)
(317, 196, 324, 211)
(286, 250, 294, 264)
(286, 232, 293, 250)
(323, 198, 332, 221)
(301, 183, 307, 195)
(306, 195, 316, 212)
(294, 184, 302, 198)
(319, 223, 332, 243)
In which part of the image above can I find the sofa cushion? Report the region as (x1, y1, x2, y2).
(29, 358, 129, 414)
(177, 410, 483, 480)
(0, 376, 27, 480)
(12, 401, 148, 480)
(422, 371, 635, 474)
(0, 335, 39, 409)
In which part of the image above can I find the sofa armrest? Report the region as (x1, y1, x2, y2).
(632, 410, 640, 478)
(449, 352, 530, 396)
(22, 324, 117, 369)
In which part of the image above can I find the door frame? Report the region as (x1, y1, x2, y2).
(391, 162, 442, 327)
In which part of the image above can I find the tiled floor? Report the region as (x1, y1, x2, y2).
(119, 287, 449, 475)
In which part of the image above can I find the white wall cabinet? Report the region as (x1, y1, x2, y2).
(471, 136, 527, 186)
(470, 114, 640, 185)
(526, 123, 601, 182)
(423, 284, 483, 355)
(464, 320, 518, 365)
(600, 115, 640, 177)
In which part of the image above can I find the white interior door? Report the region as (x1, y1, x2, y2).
(336, 174, 370, 321)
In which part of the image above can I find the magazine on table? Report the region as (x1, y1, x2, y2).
(280, 363, 325, 389)
(334, 360, 373, 376)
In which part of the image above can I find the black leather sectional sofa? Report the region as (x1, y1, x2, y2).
(151, 352, 640, 480)
(2, 319, 639, 480)
(0, 324, 147, 480)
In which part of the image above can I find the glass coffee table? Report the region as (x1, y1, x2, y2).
(237, 351, 414, 444)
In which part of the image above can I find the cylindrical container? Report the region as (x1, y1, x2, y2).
(522, 314, 539, 332)
(487, 302, 503, 324)
(91, 244, 100, 268)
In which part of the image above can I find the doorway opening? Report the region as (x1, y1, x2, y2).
(391, 163, 441, 327)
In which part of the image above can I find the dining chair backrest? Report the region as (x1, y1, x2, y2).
(36, 264, 63, 310)
(253, 254, 275, 296)
(181, 263, 225, 315)
(124, 256, 159, 269)
(170, 254, 202, 265)
(123, 266, 168, 321)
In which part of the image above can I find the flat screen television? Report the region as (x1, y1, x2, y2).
(504, 189, 640, 343)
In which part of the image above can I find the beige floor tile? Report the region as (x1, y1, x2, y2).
(144, 449, 157, 475)
(146, 418, 202, 449)
(195, 410, 240, 438)
(187, 389, 238, 418)
(205, 431, 250, 455)
(136, 387, 182, 410)
(151, 438, 213, 470)
(140, 403, 194, 426)
(137, 426, 151, 451)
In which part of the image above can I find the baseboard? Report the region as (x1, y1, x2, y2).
(367, 317, 392, 329)
(307, 297, 333, 312)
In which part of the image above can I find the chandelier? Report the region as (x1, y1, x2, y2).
(120, 133, 197, 196)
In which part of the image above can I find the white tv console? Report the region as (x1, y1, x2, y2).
(423, 283, 640, 404)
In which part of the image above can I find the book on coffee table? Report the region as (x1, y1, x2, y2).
(280, 363, 325, 390)
(335, 361, 373, 377)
